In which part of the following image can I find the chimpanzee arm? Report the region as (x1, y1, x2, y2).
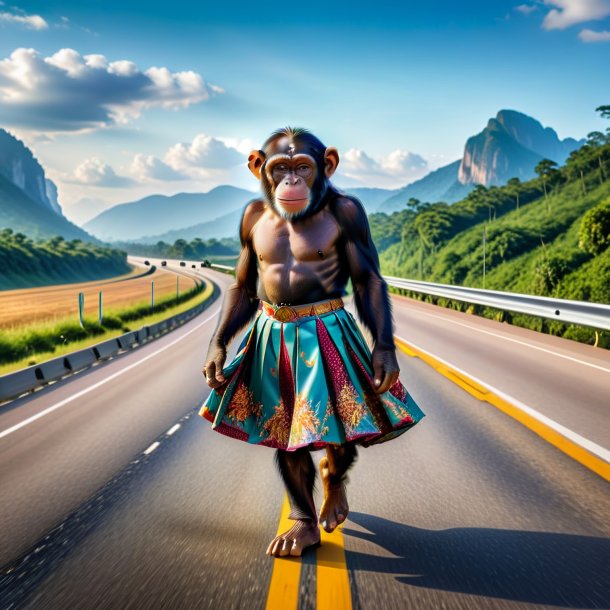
(330, 195, 399, 393)
(203, 200, 263, 387)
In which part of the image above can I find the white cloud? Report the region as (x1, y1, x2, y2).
(129, 154, 187, 181)
(67, 158, 133, 187)
(0, 47, 222, 133)
(579, 27, 610, 40)
(515, 4, 538, 14)
(164, 134, 245, 173)
(339, 148, 429, 188)
(542, 0, 610, 29)
(0, 8, 48, 29)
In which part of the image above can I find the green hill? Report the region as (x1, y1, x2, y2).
(0, 173, 101, 243)
(0, 229, 132, 290)
(373, 131, 610, 347)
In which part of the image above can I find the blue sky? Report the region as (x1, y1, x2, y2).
(0, 0, 608, 211)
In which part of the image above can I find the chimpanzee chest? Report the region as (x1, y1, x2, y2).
(252, 209, 341, 266)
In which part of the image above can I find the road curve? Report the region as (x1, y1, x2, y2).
(0, 271, 609, 609)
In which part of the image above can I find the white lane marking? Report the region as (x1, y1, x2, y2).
(394, 302, 610, 374)
(0, 308, 221, 440)
(396, 334, 610, 463)
(144, 442, 160, 455)
(166, 423, 180, 435)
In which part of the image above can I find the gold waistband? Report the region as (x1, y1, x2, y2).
(261, 297, 344, 322)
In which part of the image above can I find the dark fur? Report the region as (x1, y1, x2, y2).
(275, 448, 318, 521)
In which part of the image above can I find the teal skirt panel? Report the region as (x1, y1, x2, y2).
(199, 306, 425, 451)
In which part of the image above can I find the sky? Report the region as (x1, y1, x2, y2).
(0, 0, 609, 213)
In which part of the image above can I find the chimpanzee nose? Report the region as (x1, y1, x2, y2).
(284, 174, 301, 185)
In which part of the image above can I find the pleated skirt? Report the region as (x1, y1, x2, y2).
(199, 304, 425, 451)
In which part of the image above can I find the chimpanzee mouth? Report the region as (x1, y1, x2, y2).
(278, 198, 308, 206)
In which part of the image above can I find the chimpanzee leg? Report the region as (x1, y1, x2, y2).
(318, 442, 358, 532)
(274, 447, 317, 521)
(267, 448, 320, 557)
(325, 441, 358, 484)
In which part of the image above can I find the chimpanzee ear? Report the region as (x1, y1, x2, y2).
(248, 150, 266, 179)
(324, 147, 339, 178)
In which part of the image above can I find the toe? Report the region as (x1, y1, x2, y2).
(290, 539, 303, 557)
(279, 538, 291, 557)
(271, 537, 284, 557)
(266, 536, 279, 555)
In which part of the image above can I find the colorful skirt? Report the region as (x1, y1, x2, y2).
(199, 303, 425, 451)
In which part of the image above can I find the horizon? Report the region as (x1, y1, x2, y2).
(0, 0, 608, 211)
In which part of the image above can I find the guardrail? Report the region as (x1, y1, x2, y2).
(385, 277, 610, 331)
(194, 260, 610, 332)
(0, 276, 220, 405)
(209, 263, 235, 275)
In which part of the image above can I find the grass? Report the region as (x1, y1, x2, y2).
(0, 279, 216, 376)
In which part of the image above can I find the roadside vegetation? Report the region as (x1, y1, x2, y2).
(372, 105, 610, 348)
(113, 236, 239, 264)
(0, 230, 132, 290)
(0, 278, 214, 375)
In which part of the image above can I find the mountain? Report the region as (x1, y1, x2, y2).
(64, 197, 113, 226)
(377, 109, 584, 213)
(0, 172, 102, 242)
(458, 109, 582, 186)
(84, 186, 255, 241)
(131, 186, 397, 243)
(340, 187, 398, 214)
(134, 207, 244, 243)
(378, 160, 473, 212)
(0, 128, 63, 216)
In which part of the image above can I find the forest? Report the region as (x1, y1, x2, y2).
(0, 229, 132, 290)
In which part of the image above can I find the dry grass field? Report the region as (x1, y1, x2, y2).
(0, 264, 197, 330)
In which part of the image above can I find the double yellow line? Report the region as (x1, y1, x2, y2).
(265, 495, 352, 610)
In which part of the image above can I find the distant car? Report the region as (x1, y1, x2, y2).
(161, 260, 167, 266)
(180, 261, 186, 267)
(144, 260, 150, 265)
(202, 260, 211, 268)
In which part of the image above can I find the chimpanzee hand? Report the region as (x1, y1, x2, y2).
(202, 343, 227, 389)
(371, 346, 400, 394)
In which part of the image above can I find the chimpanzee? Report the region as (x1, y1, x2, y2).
(200, 127, 424, 557)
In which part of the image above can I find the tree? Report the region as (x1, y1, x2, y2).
(587, 131, 608, 184)
(507, 177, 522, 210)
(596, 105, 610, 120)
(535, 159, 560, 210)
(578, 198, 610, 256)
(405, 197, 424, 212)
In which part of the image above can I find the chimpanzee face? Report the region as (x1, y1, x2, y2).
(248, 129, 339, 222)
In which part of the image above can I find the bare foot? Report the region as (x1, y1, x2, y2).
(266, 519, 320, 557)
(318, 456, 349, 533)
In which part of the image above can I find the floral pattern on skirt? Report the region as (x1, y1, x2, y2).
(199, 304, 425, 451)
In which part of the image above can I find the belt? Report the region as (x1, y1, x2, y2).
(261, 297, 344, 322)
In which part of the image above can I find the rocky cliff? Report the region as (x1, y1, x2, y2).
(0, 128, 63, 216)
(458, 109, 583, 186)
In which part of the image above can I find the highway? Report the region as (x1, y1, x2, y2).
(1, 262, 609, 609)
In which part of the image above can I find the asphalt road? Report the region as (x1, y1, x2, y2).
(1, 266, 609, 609)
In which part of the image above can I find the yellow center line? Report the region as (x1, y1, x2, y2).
(316, 522, 352, 609)
(265, 495, 302, 610)
(394, 336, 610, 482)
(265, 494, 354, 610)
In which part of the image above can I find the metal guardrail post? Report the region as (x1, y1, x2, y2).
(78, 292, 84, 328)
